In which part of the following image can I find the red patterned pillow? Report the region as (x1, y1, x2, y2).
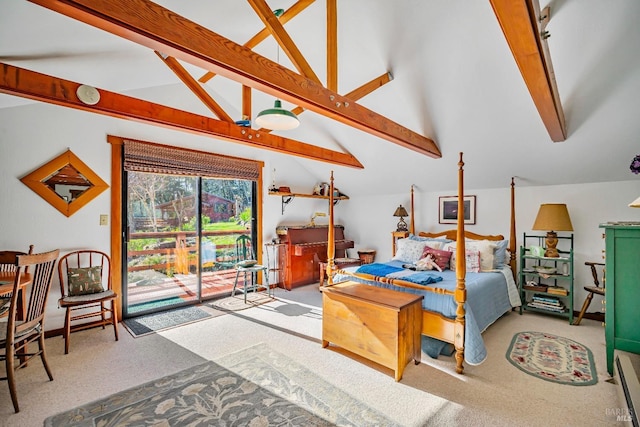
(421, 247, 452, 271)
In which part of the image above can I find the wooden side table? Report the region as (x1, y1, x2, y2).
(322, 281, 423, 381)
(319, 258, 361, 286)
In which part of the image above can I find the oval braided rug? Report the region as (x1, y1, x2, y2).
(506, 331, 598, 386)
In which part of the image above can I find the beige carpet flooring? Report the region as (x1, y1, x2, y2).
(0, 283, 624, 426)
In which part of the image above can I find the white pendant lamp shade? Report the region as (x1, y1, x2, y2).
(255, 100, 300, 130)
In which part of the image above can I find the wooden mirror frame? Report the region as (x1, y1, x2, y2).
(20, 149, 109, 217)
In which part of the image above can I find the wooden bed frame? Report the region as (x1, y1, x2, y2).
(324, 153, 517, 374)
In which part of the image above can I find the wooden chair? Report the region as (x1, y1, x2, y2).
(0, 245, 34, 317)
(57, 250, 119, 354)
(573, 261, 606, 325)
(0, 249, 59, 413)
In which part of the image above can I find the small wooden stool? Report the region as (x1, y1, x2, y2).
(319, 257, 362, 286)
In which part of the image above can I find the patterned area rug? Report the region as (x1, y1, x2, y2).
(44, 343, 398, 427)
(506, 331, 597, 386)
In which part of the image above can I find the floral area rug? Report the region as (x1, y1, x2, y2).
(44, 343, 399, 427)
(506, 331, 597, 386)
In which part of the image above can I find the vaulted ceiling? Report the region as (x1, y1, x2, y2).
(1, 0, 639, 195)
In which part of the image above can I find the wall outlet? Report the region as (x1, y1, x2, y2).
(100, 214, 108, 226)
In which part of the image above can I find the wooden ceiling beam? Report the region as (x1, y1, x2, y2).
(29, 0, 441, 158)
(326, 0, 337, 91)
(155, 52, 234, 123)
(288, 71, 393, 117)
(246, 0, 321, 84)
(242, 85, 252, 121)
(199, 0, 315, 84)
(344, 72, 394, 102)
(0, 63, 363, 169)
(489, 0, 566, 141)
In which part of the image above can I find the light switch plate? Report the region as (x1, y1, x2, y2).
(100, 214, 108, 226)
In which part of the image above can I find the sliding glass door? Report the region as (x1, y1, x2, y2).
(122, 171, 256, 318)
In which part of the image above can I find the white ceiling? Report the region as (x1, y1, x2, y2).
(1, 0, 639, 195)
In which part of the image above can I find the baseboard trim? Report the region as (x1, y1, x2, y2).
(615, 355, 640, 427)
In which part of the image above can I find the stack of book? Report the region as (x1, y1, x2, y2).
(546, 286, 568, 296)
(527, 294, 567, 313)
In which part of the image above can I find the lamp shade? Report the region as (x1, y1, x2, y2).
(532, 204, 573, 231)
(393, 205, 409, 218)
(629, 196, 640, 208)
(255, 100, 300, 130)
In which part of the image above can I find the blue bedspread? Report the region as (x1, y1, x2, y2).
(334, 260, 519, 366)
(355, 263, 443, 285)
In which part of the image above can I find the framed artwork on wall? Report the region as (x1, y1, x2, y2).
(439, 195, 476, 224)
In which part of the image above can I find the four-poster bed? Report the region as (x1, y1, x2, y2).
(323, 153, 519, 374)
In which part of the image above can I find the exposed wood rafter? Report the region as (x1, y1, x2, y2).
(155, 52, 234, 123)
(247, 0, 320, 84)
(271, 72, 394, 132)
(0, 63, 363, 169)
(326, 0, 337, 91)
(198, 0, 315, 84)
(28, 0, 441, 158)
(242, 85, 252, 121)
(489, 0, 566, 142)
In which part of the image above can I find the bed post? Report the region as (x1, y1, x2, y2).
(454, 152, 466, 374)
(410, 184, 415, 235)
(509, 177, 517, 278)
(326, 171, 335, 287)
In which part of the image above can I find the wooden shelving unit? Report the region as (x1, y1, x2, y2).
(268, 190, 349, 214)
(518, 233, 574, 324)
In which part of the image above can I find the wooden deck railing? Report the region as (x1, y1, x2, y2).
(127, 229, 251, 274)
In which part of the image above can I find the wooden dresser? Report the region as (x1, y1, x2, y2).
(322, 281, 423, 381)
(600, 222, 640, 375)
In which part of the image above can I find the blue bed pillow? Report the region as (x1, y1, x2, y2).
(493, 240, 509, 269)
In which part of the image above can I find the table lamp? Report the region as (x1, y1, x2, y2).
(393, 205, 409, 232)
(532, 203, 573, 257)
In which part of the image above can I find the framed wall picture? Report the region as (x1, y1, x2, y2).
(439, 195, 476, 224)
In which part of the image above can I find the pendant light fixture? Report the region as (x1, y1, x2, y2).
(255, 99, 300, 130)
(255, 9, 300, 131)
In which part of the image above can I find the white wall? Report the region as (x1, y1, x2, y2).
(1, 102, 639, 330)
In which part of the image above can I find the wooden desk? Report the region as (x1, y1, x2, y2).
(0, 271, 32, 320)
(322, 281, 423, 381)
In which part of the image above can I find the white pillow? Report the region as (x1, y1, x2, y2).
(465, 239, 498, 272)
(447, 249, 481, 273)
(444, 240, 497, 272)
(393, 239, 442, 263)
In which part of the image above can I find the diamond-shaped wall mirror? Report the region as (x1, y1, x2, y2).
(20, 149, 108, 217)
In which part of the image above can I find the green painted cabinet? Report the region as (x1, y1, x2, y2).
(600, 223, 640, 375)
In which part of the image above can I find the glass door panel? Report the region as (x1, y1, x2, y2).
(200, 178, 255, 300)
(124, 172, 199, 316)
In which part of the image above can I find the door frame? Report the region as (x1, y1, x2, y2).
(108, 136, 264, 320)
